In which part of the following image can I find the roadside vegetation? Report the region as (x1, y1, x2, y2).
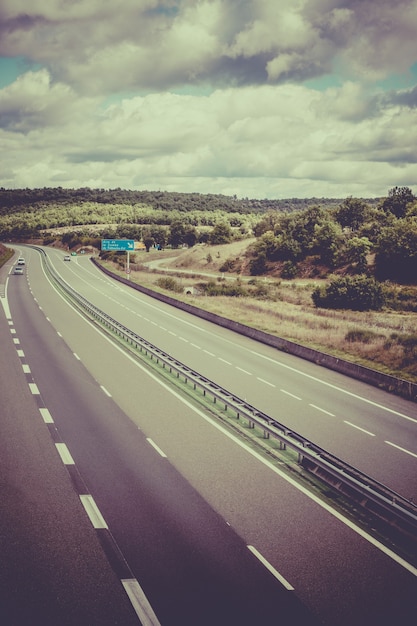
(1, 185, 416, 382)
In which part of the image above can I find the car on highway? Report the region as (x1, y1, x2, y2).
(64, 255, 71, 261)
(17, 257, 25, 265)
(14, 266, 24, 274)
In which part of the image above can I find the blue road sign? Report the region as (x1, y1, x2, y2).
(101, 239, 135, 251)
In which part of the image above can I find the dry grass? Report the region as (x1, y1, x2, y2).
(105, 241, 417, 383)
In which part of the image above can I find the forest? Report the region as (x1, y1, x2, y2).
(1, 186, 416, 298)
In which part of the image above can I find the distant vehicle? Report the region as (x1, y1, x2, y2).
(14, 266, 24, 274)
(64, 255, 71, 261)
(71, 251, 77, 256)
(17, 257, 25, 265)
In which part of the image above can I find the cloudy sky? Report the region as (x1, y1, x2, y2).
(0, 0, 416, 199)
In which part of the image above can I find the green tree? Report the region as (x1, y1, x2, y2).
(312, 276, 386, 310)
(344, 236, 373, 272)
(335, 197, 370, 231)
(375, 218, 417, 283)
(382, 186, 416, 218)
(209, 222, 233, 244)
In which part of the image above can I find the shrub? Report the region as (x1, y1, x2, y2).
(155, 276, 183, 293)
(345, 329, 383, 343)
(312, 275, 386, 310)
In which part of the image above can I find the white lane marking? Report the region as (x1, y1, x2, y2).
(218, 357, 232, 365)
(147, 438, 167, 458)
(100, 385, 112, 397)
(17, 349, 25, 357)
(247, 545, 294, 591)
(10, 328, 16, 334)
(39, 407, 54, 423)
(252, 350, 417, 423)
(79, 495, 108, 529)
(29, 383, 40, 395)
(309, 404, 335, 417)
(179, 336, 188, 342)
(257, 377, 275, 387)
(41, 262, 417, 576)
(168, 331, 177, 336)
(203, 349, 215, 356)
(121, 579, 162, 626)
(57, 331, 63, 337)
(236, 366, 251, 375)
(280, 389, 301, 400)
(191, 343, 201, 349)
(73, 352, 81, 360)
(344, 421, 375, 436)
(22, 364, 31, 374)
(385, 441, 417, 459)
(13, 337, 20, 344)
(55, 442, 75, 465)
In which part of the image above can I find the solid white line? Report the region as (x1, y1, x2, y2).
(79, 495, 108, 529)
(100, 385, 112, 397)
(280, 389, 302, 400)
(40, 260, 417, 576)
(147, 438, 167, 458)
(247, 545, 294, 590)
(385, 441, 417, 459)
(344, 421, 375, 436)
(29, 382, 40, 395)
(22, 364, 31, 374)
(39, 407, 54, 423)
(309, 404, 335, 416)
(55, 442, 75, 465)
(257, 377, 275, 387)
(121, 579, 161, 626)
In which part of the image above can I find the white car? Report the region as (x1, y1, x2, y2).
(14, 266, 24, 274)
(17, 257, 25, 265)
(64, 255, 71, 261)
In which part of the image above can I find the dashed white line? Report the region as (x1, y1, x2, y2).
(385, 441, 417, 459)
(168, 331, 177, 337)
(79, 494, 108, 529)
(22, 364, 31, 374)
(73, 352, 81, 360)
(257, 377, 275, 387)
(203, 349, 215, 357)
(236, 366, 252, 375)
(179, 336, 188, 342)
(57, 331, 63, 337)
(191, 343, 201, 349)
(55, 442, 75, 465)
(344, 421, 375, 436)
(13, 337, 20, 345)
(247, 545, 294, 591)
(39, 407, 54, 423)
(17, 349, 25, 357)
(121, 579, 161, 626)
(100, 385, 112, 397)
(29, 382, 40, 395)
(147, 438, 167, 458)
(280, 389, 302, 400)
(309, 403, 335, 417)
(218, 357, 232, 365)
(10, 328, 16, 334)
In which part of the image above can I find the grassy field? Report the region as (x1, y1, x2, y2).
(102, 239, 417, 384)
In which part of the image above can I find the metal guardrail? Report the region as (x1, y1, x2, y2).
(35, 247, 417, 544)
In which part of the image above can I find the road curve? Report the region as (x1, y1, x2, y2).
(1, 245, 416, 625)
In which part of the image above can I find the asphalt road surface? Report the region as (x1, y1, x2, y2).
(1, 245, 416, 625)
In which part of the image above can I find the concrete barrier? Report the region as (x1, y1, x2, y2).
(91, 258, 417, 402)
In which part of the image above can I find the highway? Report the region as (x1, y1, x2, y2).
(1, 245, 416, 625)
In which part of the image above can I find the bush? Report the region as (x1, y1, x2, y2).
(312, 275, 386, 310)
(345, 329, 383, 343)
(155, 277, 183, 293)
